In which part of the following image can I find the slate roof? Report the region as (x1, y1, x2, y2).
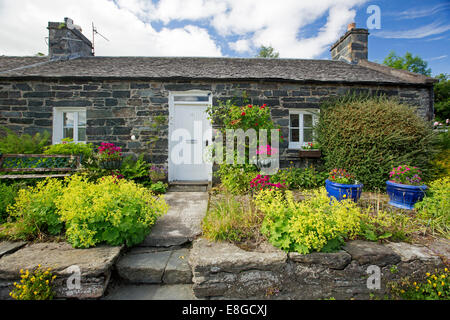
(0, 56, 435, 85)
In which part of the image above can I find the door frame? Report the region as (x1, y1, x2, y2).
(168, 90, 213, 182)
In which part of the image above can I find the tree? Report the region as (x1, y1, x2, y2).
(256, 45, 279, 58)
(434, 73, 450, 122)
(383, 51, 432, 76)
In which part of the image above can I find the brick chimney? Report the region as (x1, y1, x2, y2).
(330, 23, 369, 64)
(47, 17, 93, 60)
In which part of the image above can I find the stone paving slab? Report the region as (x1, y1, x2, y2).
(139, 192, 208, 247)
(116, 248, 192, 284)
(343, 240, 401, 266)
(0, 242, 123, 299)
(0, 241, 26, 258)
(103, 284, 198, 300)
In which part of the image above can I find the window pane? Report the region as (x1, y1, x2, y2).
(78, 127, 86, 142)
(78, 111, 86, 127)
(174, 95, 209, 102)
(290, 114, 299, 128)
(304, 128, 313, 143)
(290, 128, 299, 142)
(64, 127, 74, 139)
(303, 114, 313, 127)
(63, 112, 74, 128)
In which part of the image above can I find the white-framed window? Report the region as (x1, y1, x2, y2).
(52, 107, 87, 144)
(288, 109, 319, 149)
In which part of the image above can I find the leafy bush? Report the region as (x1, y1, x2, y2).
(359, 209, 419, 242)
(10, 266, 57, 300)
(254, 188, 361, 254)
(0, 127, 50, 154)
(149, 181, 168, 194)
(6, 179, 65, 240)
(415, 177, 450, 238)
(56, 175, 168, 248)
(316, 96, 436, 190)
(120, 154, 150, 183)
(388, 268, 449, 300)
(271, 166, 328, 190)
(216, 164, 258, 194)
(203, 194, 263, 243)
(0, 183, 18, 223)
(43, 138, 93, 159)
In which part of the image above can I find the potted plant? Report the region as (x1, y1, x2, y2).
(386, 165, 427, 210)
(299, 142, 321, 158)
(97, 142, 123, 170)
(325, 168, 363, 202)
(149, 165, 167, 183)
(256, 144, 278, 169)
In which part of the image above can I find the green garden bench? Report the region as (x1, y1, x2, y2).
(0, 153, 81, 179)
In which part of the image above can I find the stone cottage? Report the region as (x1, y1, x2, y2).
(0, 18, 437, 184)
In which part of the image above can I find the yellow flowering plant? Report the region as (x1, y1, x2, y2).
(254, 188, 361, 254)
(10, 265, 57, 300)
(388, 268, 449, 300)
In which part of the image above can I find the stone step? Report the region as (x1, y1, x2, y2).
(116, 248, 192, 285)
(103, 284, 198, 300)
(168, 184, 208, 192)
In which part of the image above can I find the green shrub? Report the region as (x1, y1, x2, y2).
(203, 194, 263, 243)
(415, 177, 450, 238)
(43, 138, 93, 159)
(0, 127, 50, 154)
(271, 166, 328, 190)
(388, 268, 450, 300)
(10, 266, 57, 300)
(217, 164, 258, 194)
(120, 154, 150, 183)
(254, 188, 361, 254)
(0, 183, 18, 223)
(6, 179, 65, 240)
(149, 181, 168, 194)
(56, 175, 168, 248)
(316, 96, 436, 190)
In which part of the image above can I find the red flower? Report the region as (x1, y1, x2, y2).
(248, 104, 253, 108)
(241, 112, 246, 116)
(255, 123, 258, 126)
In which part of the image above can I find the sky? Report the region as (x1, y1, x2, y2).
(0, 0, 449, 75)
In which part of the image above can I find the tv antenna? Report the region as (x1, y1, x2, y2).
(92, 22, 109, 55)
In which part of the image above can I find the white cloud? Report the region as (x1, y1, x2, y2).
(427, 55, 448, 62)
(373, 22, 450, 39)
(0, 0, 222, 56)
(229, 39, 252, 53)
(0, 0, 369, 58)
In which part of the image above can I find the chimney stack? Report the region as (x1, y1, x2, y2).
(47, 17, 93, 60)
(330, 23, 369, 64)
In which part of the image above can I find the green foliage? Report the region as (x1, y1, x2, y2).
(271, 166, 328, 189)
(359, 209, 419, 242)
(316, 96, 436, 190)
(120, 154, 150, 182)
(256, 45, 279, 58)
(203, 194, 263, 243)
(6, 179, 65, 240)
(254, 188, 361, 254)
(149, 181, 168, 194)
(383, 51, 432, 76)
(433, 73, 450, 121)
(216, 164, 258, 194)
(388, 269, 449, 300)
(43, 138, 94, 159)
(10, 266, 56, 300)
(56, 175, 168, 248)
(415, 177, 450, 238)
(0, 183, 18, 223)
(0, 127, 50, 154)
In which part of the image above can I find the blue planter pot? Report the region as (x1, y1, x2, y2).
(325, 179, 363, 202)
(386, 180, 427, 210)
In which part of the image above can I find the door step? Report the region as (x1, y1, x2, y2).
(169, 181, 210, 192)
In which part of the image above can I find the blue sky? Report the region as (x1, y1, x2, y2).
(0, 0, 449, 76)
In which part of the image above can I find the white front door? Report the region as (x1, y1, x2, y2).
(169, 93, 212, 182)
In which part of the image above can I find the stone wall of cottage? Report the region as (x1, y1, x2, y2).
(0, 80, 433, 168)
